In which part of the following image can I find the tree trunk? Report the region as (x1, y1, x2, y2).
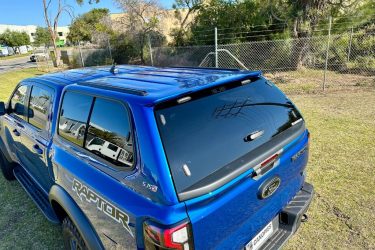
(51, 35, 61, 67)
(291, 18, 309, 70)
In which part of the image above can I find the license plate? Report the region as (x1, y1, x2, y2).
(245, 221, 274, 250)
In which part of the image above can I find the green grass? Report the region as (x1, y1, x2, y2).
(0, 52, 32, 61)
(0, 68, 43, 101)
(266, 69, 375, 94)
(284, 91, 375, 249)
(0, 68, 63, 249)
(0, 69, 374, 249)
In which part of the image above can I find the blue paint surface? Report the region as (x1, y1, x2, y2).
(0, 65, 310, 249)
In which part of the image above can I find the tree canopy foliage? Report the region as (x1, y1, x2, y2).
(114, 0, 166, 63)
(172, 0, 375, 45)
(42, 0, 103, 66)
(0, 30, 30, 49)
(33, 27, 51, 47)
(67, 8, 112, 43)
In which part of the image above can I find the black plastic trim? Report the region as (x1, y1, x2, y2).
(49, 185, 105, 250)
(178, 122, 306, 201)
(77, 82, 148, 96)
(258, 182, 314, 250)
(13, 165, 59, 223)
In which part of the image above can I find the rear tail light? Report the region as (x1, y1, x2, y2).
(253, 153, 280, 177)
(144, 220, 194, 250)
(260, 154, 279, 169)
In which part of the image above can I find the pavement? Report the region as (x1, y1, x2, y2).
(0, 56, 37, 74)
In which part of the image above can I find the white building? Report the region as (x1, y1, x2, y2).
(0, 24, 70, 45)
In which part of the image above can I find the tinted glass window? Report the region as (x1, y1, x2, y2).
(87, 137, 105, 147)
(28, 86, 53, 130)
(58, 92, 93, 146)
(108, 144, 118, 152)
(156, 78, 302, 193)
(10, 85, 28, 119)
(85, 98, 134, 167)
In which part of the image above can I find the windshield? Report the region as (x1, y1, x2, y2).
(155, 77, 302, 195)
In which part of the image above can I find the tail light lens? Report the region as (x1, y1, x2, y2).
(260, 153, 279, 169)
(144, 220, 194, 250)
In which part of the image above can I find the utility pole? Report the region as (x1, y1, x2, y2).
(323, 16, 332, 91)
(215, 27, 218, 68)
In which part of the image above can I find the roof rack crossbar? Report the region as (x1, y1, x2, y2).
(77, 82, 148, 96)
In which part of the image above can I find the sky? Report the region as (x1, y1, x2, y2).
(0, 0, 175, 27)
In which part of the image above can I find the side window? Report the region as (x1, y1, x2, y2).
(28, 85, 53, 131)
(85, 98, 134, 167)
(58, 92, 93, 147)
(9, 85, 28, 119)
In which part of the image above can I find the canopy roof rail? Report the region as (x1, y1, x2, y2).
(77, 81, 148, 96)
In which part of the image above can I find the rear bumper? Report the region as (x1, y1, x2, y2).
(259, 182, 314, 250)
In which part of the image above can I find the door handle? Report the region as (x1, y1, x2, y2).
(16, 122, 24, 128)
(12, 129, 20, 137)
(32, 144, 43, 155)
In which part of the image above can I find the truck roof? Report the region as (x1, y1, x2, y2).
(31, 65, 261, 104)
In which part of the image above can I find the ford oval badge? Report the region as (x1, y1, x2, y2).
(258, 177, 281, 199)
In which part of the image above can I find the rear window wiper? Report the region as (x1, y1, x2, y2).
(240, 102, 295, 108)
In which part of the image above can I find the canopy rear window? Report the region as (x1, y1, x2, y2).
(155, 77, 302, 197)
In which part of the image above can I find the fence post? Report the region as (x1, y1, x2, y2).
(44, 47, 50, 71)
(148, 35, 154, 66)
(323, 16, 332, 91)
(215, 27, 218, 68)
(78, 42, 85, 68)
(347, 26, 353, 62)
(107, 37, 113, 62)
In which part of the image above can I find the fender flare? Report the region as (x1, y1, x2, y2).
(49, 185, 104, 250)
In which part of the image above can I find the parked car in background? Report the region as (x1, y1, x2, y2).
(18, 45, 28, 54)
(0, 46, 9, 57)
(30, 48, 48, 62)
(0, 65, 313, 250)
(86, 137, 134, 166)
(7, 47, 15, 56)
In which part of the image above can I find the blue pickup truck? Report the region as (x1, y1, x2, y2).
(0, 65, 313, 250)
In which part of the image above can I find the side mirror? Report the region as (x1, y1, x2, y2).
(14, 103, 25, 116)
(0, 102, 5, 116)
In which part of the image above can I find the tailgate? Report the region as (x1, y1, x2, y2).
(154, 76, 310, 249)
(184, 128, 309, 249)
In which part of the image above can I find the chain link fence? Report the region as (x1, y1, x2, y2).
(35, 30, 374, 91)
(151, 31, 374, 91)
(35, 44, 113, 70)
(152, 32, 375, 73)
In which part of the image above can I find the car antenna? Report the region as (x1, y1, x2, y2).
(110, 63, 119, 74)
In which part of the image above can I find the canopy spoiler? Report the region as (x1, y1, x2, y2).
(154, 70, 263, 109)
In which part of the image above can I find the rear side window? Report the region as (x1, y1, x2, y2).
(85, 98, 134, 167)
(58, 92, 93, 146)
(58, 91, 134, 167)
(28, 85, 53, 131)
